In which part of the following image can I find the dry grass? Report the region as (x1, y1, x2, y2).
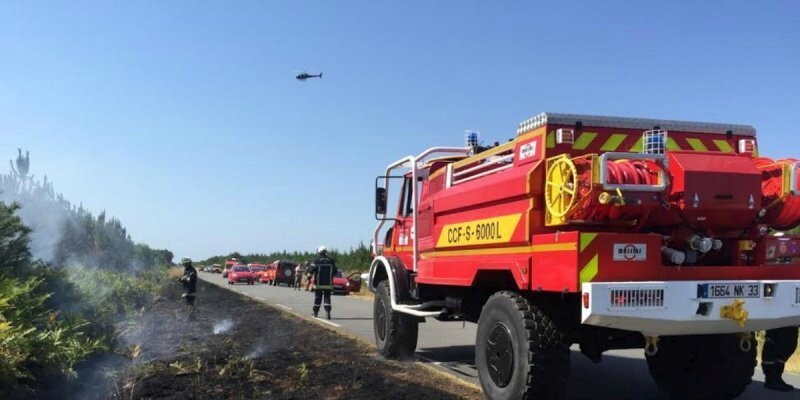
(349, 285, 374, 301)
(167, 267, 184, 279)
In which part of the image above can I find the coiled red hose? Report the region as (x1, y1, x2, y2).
(753, 157, 800, 230)
(605, 160, 655, 185)
(574, 160, 659, 222)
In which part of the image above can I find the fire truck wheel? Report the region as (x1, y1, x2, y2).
(476, 291, 570, 400)
(373, 280, 418, 359)
(645, 334, 756, 400)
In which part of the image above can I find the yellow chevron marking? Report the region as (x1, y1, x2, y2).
(666, 138, 681, 151)
(573, 132, 597, 150)
(580, 233, 598, 253)
(713, 139, 734, 152)
(686, 138, 709, 151)
(546, 131, 555, 148)
(580, 254, 599, 283)
(629, 136, 643, 152)
(600, 134, 628, 151)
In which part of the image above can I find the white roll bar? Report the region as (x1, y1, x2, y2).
(372, 147, 469, 272)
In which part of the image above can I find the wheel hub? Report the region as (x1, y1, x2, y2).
(485, 322, 514, 388)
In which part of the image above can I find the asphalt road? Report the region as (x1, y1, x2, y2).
(200, 273, 800, 399)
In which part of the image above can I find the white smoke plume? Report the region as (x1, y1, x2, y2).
(213, 319, 234, 334)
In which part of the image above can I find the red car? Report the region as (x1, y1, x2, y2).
(310, 271, 362, 295)
(227, 265, 254, 285)
(248, 263, 266, 283)
(258, 264, 276, 284)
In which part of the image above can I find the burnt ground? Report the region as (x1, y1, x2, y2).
(110, 281, 483, 400)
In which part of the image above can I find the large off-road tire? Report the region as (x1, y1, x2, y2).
(476, 291, 570, 400)
(373, 280, 418, 359)
(645, 334, 756, 400)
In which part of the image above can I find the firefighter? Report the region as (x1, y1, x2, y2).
(293, 263, 303, 290)
(178, 257, 198, 320)
(308, 246, 337, 319)
(762, 326, 799, 391)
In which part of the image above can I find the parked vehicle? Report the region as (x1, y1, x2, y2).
(311, 271, 362, 294)
(369, 112, 800, 400)
(227, 265, 254, 285)
(248, 263, 267, 283)
(222, 258, 240, 278)
(258, 264, 276, 284)
(264, 260, 297, 286)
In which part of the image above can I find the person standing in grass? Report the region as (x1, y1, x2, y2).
(762, 326, 799, 392)
(178, 257, 198, 320)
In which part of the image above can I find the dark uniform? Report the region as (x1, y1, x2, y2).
(308, 253, 337, 319)
(179, 260, 198, 320)
(762, 326, 799, 391)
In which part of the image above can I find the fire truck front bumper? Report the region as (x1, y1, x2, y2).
(581, 280, 800, 336)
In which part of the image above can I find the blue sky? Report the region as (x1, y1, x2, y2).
(1, 1, 798, 259)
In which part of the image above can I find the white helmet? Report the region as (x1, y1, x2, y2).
(317, 245, 327, 254)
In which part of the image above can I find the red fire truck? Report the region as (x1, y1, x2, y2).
(368, 113, 800, 400)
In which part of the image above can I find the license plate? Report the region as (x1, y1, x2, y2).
(697, 283, 760, 299)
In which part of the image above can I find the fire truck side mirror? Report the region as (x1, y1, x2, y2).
(375, 187, 388, 215)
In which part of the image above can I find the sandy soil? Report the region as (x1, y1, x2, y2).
(111, 280, 482, 400)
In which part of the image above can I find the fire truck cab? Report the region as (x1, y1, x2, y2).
(369, 113, 800, 400)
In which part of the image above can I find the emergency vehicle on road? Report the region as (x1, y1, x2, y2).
(369, 113, 800, 400)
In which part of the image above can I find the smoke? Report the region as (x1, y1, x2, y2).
(245, 343, 264, 360)
(0, 150, 171, 271)
(213, 319, 234, 334)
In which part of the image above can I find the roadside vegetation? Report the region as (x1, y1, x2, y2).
(199, 241, 373, 272)
(0, 150, 173, 399)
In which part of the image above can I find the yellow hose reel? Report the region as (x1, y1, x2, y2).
(545, 155, 578, 222)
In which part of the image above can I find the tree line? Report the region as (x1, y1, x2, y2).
(198, 241, 373, 272)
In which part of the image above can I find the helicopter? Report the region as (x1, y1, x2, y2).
(296, 72, 323, 81)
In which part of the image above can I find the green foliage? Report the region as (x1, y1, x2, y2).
(0, 203, 108, 393)
(67, 266, 167, 323)
(0, 151, 173, 395)
(198, 241, 373, 272)
(0, 202, 33, 277)
(0, 275, 107, 387)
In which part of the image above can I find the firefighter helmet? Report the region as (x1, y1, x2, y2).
(317, 245, 327, 254)
(181, 257, 192, 266)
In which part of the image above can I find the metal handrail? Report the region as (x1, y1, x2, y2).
(598, 152, 669, 192)
(452, 153, 514, 179)
(372, 146, 470, 273)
